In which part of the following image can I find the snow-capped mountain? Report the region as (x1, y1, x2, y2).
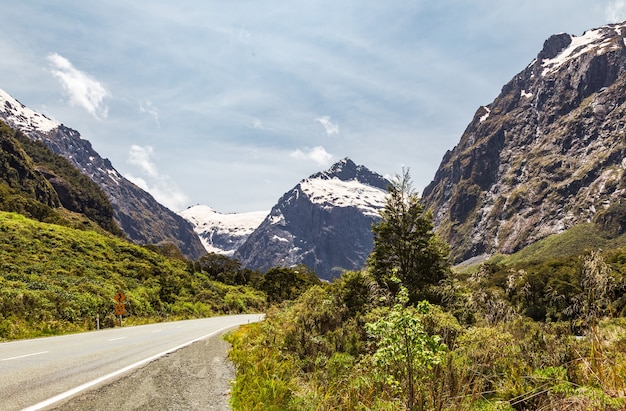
(423, 21, 626, 262)
(234, 158, 389, 280)
(179, 205, 267, 256)
(0, 88, 206, 259)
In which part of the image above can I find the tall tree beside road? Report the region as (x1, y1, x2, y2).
(368, 169, 450, 302)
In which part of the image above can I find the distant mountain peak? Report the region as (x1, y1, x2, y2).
(326, 157, 355, 175)
(235, 160, 390, 280)
(179, 205, 268, 256)
(538, 22, 626, 77)
(312, 157, 389, 190)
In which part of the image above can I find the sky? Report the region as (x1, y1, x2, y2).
(0, 1, 625, 213)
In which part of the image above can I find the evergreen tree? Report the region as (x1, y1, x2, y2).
(368, 168, 450, 302)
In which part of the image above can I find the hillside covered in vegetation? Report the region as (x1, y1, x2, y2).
(0, 114, 328, 341)
(0, 211, 268, 339)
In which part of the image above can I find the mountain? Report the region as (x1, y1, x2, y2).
(0, 88, 206, 259)
(179, 205, 267, 256)
(234, 158, 389, 280)
(422, 21, 626, 263)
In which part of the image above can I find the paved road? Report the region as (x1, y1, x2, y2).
(0, 314, 263, 411)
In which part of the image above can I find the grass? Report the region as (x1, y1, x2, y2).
(498, 223, 626, 267)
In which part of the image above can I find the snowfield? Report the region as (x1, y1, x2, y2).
(299, 177, 388, 217)
(179, 205, 267, 255)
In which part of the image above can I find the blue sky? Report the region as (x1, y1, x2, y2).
(0, 1, 624, 212)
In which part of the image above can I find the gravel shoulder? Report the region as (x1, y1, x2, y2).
(49, 332, 236, 411)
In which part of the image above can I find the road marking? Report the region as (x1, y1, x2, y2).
(107, 337, 127, 341)
(151, 329, 163, 333)
(1, 351, 49, 361)
(22, 323, 243, 411)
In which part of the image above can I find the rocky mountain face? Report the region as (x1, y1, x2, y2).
(179, 205, 267, 256)
(234, 158, 389, 280)
(0, 88, 206, 259)
(422, 21, 626, 263)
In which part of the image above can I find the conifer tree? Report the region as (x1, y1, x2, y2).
(368, 168, 450, 302)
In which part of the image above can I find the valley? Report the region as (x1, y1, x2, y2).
(0, 16, 626, 411)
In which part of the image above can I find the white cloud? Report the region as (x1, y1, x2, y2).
(140, 100, 160, 127)
(606, 0, 626, 22)
(315, 116, 339, 136)
(290, 146, 333, 166)
(252, 119, 264, 129)
(125, 145, 189, 211)
(47, 53, 109, 119)
(128, 145, 158, 177)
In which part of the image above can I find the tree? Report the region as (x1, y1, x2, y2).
(197, 253, 242, 285)
(260, 265, 321, 303)
(366, 286, 446, 411)
(367, 168, 450, 301)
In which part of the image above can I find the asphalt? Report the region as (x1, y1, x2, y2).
(0, 314, 262, 410)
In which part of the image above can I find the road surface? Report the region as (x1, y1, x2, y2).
(0, 314, 263, 410)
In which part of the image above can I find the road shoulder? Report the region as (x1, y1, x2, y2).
(49, 332, 235, 411)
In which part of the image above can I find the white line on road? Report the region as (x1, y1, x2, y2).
(22, 323, 240, 411)
(1, 351, 49, 361)
(151, 329, 163, 333)
(107, 337, 127, 341)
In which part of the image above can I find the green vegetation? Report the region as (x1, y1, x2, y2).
(0, 119, 122, 236)
(0, 211, 265, 340)
(227, 261, 626, 410)
(226, 173, 626, 410)
(12, 130, 123, 236)
(0, 208, 323, 341)
(368, 169, 449, 303)
(500, 224, 626, 267)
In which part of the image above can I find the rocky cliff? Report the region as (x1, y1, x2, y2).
(422, 21, 626, 263)
(234, 158, 389, 280)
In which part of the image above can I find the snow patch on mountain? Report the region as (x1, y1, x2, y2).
(479, 106, 491, 122)
(0, 88, 59, 133)
(541, 23, 626, 76)
(300, 177, 387, 217)
(179, 205, 267, 255)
